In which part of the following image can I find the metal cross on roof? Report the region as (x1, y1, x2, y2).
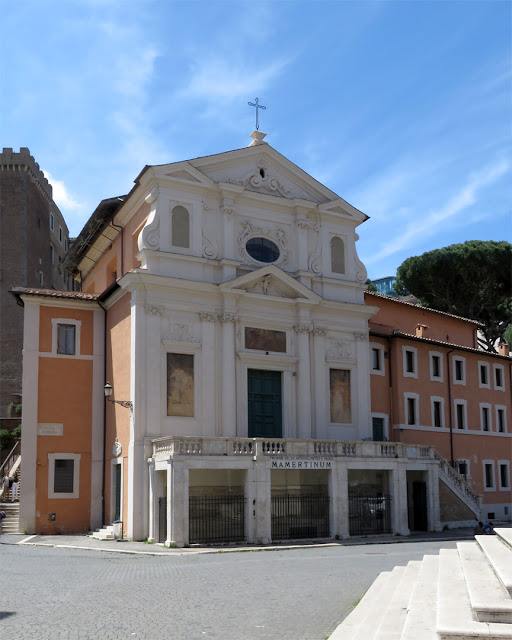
(248, 97, 266, 130)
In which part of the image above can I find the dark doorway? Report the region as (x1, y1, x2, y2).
(412, 481, 428, 531)
(248, 369, 282, 438)
(372, 417, 385, 441)
(114, 464, 121, 521)
(158, 497, 167, 543)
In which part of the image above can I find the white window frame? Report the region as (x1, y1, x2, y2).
(452, 356, 466, 386)
(402, 345, 418, 378)
(480, 403, 493, 432)
(370, 342, 385, 376)
(430, 396, 445, 428)
(493, 363, 505, 391)
(48, 453, 81, 499)
(498, 460, 510, 491)
(429, 351, 443, 382)
(454, 399, 467, 430)
(456, 458, 471, 480)
(495, 405, 507, 433)
(404, 392, 419, 426)
(371, 412, 389, 441)
(482, 460, 496, 491)
(51, 318, 82, 357)
(478, 361, 490, 389)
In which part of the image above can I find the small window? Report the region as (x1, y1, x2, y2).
(50, 243, 54, 265)
(39, 270, 43, 286)
(484, 462, 495, 490)
(494, 364, 505, 390)
(480, 405, 491, 432)
(370, 344, 385, 375)
(57, 324, 76, 355)
(400, 345, 418, 376)
(479, 362, 489, 387)
(54, 459, 75, 494)
(429, 351, 443, 381)
(330, 237, 345, 274)
(432, 400, 443, 428)
(64, 237, 68, 251)
(59, 227, 63, 243)
(496, 407, 506, 433)
(453, 357, 466, 384)
(50, 213, 54, 230)
(372, 416, 386, 441)
(405, 394, 418, 426)
(455, 401, 466, 429)
(432, 356, 440, 377)
(458, 460, 468, 477)
(499, 463, 510, 490)
(171, 205, 190, 248)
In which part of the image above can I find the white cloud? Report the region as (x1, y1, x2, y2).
(365, 158, 510, 265)
(178, 56, 291, 102)
(43, 171, 83, 211)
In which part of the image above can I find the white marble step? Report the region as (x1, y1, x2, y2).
(374, 561, 422, 640)
(477, 535, 512, 596)
(400, 555, 439, 640)
(457, 541, 512, 623)
(496, 528, 512, 551)
(330, 567, 404, 640)
(437, 548, 512, 639)
(91, 526, 115, 540)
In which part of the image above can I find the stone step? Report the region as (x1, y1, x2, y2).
(400, 555, 439, 640)
(330, 567, 405, 640)
(91, 526, 115, 540)
(374, 561, 422, 640)
(437, 548, 512, 639)
(457, 541, 512, 623)
(477, 535, 512, 596)
(496, 528, 512, 551)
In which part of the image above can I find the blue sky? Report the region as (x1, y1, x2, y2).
(1, 0, 510, 279)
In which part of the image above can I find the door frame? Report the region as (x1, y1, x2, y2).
(237, 353, 297, 438)
(110, 458, 123, 524)
(248, 368, 283, 439)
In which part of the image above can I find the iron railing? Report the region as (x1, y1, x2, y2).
(189, 495, 246, 544)
(348, 494, 392, 536)
(271, 494, 330, 540)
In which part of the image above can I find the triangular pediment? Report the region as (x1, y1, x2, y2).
(159, 162, 215, 187)
(319, 199, 368, 222)
(219, 265, 322, 303)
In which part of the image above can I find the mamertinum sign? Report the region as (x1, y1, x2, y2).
(270, 456, 333, 469)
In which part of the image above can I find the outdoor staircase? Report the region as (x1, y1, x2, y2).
(0, 501, 20, 534)
(330, 527, 512, 639)
(91, 525, 116, 540)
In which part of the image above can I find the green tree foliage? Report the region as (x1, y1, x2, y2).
(395, 241, 512, 352)
(365, 279, 377, 293)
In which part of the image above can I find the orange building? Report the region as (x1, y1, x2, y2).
(367, 291, 511, 523)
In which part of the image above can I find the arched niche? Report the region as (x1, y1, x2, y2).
(172, 205, 190, 248)
(331, 236, 345, 274)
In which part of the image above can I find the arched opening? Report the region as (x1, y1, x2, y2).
(172, 206, 190, 248)
(331, 237, 345, 274)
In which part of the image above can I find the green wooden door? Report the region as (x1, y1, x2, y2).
(248, 369, 282, 438)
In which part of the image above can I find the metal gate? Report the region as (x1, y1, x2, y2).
(189, 495, 246, 544)
(348, 494, 392, 535)
(271, 494, 330, 540)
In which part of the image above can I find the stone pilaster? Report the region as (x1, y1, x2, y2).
(220, 312, 238, 437)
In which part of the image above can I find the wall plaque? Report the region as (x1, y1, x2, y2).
(245, 327, 286, 353)
(270, 456, 333, 469)
(38, 423, 63, 436)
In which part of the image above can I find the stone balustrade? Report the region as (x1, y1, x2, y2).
(151, 436, 436, 462)
(434, 450, 481, 508)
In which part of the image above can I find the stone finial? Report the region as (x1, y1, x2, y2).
(416, 324, 429, 338)
(249, 131, 268, 147)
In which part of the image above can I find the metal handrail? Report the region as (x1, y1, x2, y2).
(0, 439, 21, 478)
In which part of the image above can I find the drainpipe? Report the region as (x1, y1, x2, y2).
(386, 336, 394, 441)
(110, 220, 124, 277)
(446, 348, 455, 468)
(98, 299, 108, 527)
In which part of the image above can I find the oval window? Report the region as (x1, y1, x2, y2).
(246, 237, 280, 263)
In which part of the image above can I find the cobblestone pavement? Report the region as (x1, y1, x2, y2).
(0, 539, 458, 639)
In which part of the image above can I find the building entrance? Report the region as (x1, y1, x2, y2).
(248, 369, 282, 438)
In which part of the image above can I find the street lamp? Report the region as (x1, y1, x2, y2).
(104, 383, 133, 411)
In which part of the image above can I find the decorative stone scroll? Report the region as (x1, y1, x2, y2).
(220, 312, 238, 324)
(231, 163, 291, 197)
(295, 323, 313, 334)
(202, 229, 218, 259)
(239, 221, 288, 266)
(199, 312, 218, 322)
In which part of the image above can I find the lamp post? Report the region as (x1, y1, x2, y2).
(104, 383, 133, 411)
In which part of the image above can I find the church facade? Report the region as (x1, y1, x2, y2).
(15, 132, 495, 543)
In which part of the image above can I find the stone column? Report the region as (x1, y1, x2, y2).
(355, 331, 372, 440)
(166, 460, 188, 547)
(295, 323, 312, 440)
(312, 328, 327, 440)
(392, 463, 410, 536)
(428, 464, 442, 531)
(147, 458, 155, 542)
(221, 312, 237, 437)
(200, 313, 217, 437)
(254, 460, 271, 544)
(338, 464, 350, 539)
